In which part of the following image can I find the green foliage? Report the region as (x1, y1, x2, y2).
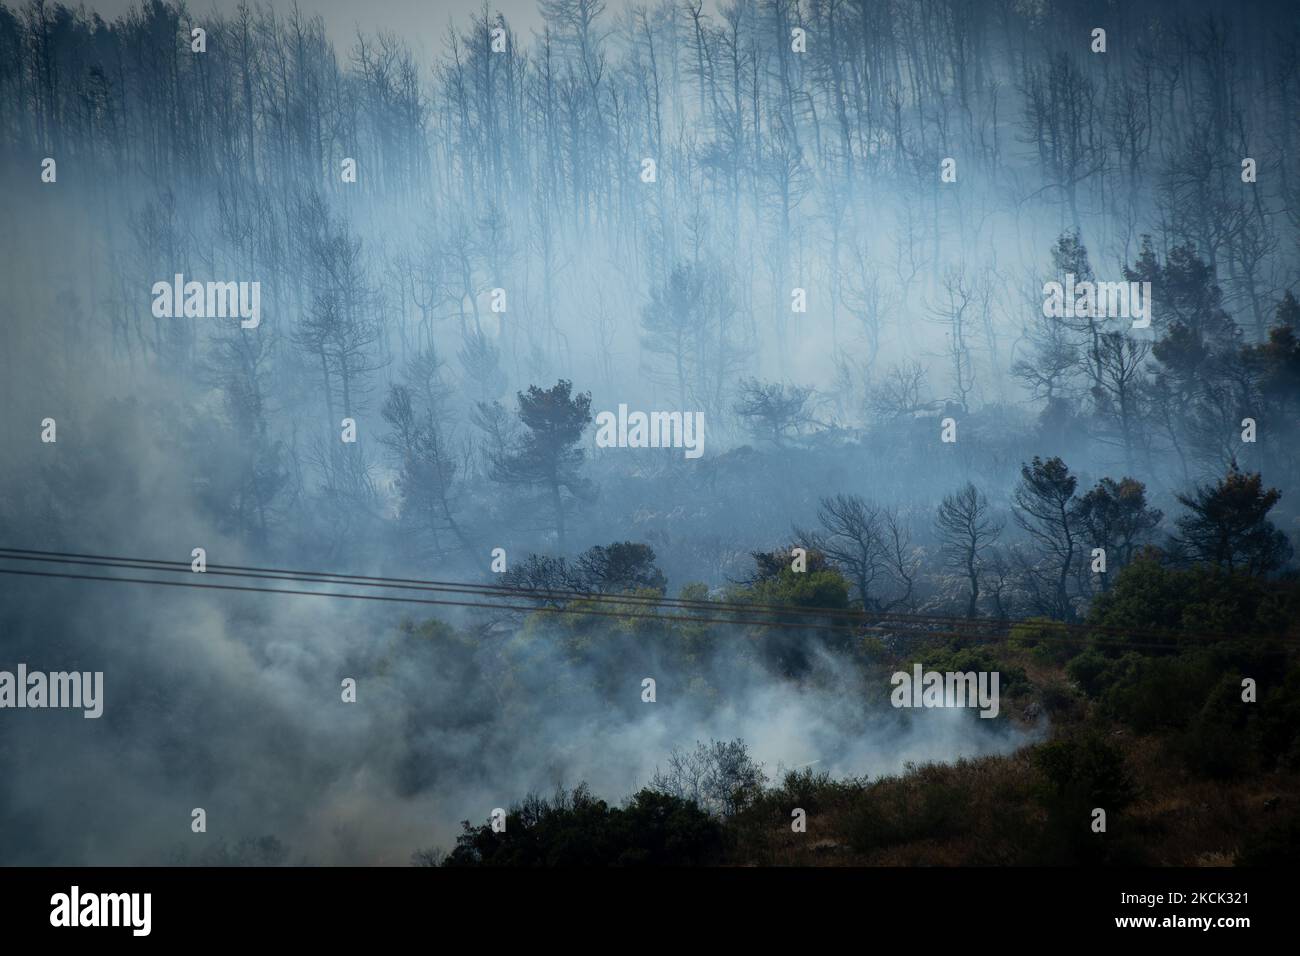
(575, 541, 668, 594)
(765, 766, 866, 817)
(921, 644, 1031, 698)
(678, 581, 710, 603)
(1012, 455, 1081, 621)
(1257, 664, 1300, 772)
(731, 563, 853, 675)
(1097, 653, 1221, 732)
(504, 541, 669, 598)
(1037, 676, 1083, 718)
(444, 784, 725, 867)
(1065, 648, 1126, 698)
(1087, 555, 1290, 646)
(380, 617, 480, 683)
(414, 532, 1300, 868)
(1175, 675, 1257, 779)
(1009, 617, 1077, 664)
(490, 379, 594, 549)
(1067, 634, 1300, 777)
(1174, 463, 1292, 575)
(845, 765, 975, 852)
(742, 567, 850, 610)
(1075, 477, 1162, 571)
(1033, 733, 1136, 812)
(1243, 293, 1300, 482)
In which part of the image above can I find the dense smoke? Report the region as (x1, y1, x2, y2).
(0, 0, 1296, 863)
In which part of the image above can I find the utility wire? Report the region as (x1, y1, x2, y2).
(0, 564, 1004, 641)
(1, 545, 1276, 646)
(1, 547, 1294, 652)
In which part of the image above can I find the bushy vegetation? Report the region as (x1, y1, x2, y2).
(442, 785, 725, 867)
(429, 557, 1300, 867)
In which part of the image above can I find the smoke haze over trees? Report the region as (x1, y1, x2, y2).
(0, 0, 1297, 864)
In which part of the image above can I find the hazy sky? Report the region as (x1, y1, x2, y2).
(88, 0, 553, 60)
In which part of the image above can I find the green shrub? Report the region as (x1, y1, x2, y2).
(1033, 734, 1136, 811)
(1065, 649, 1119, 698)
(1010, 618, 1077, 664)
(1099, 653, 1220, 732)
(922, 646, 1031, 698)
(443, 784, 725, 867)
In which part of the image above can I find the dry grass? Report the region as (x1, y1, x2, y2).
(726, 658, 1300, 866)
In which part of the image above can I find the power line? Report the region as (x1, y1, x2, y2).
(1, 547, 1293, 652)
(0, 545, 1273, 646)
(0, 564, 989, 641)
(0, 547, 1282, 647)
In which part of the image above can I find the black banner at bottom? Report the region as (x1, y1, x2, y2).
(0, 866, 1274, 942)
